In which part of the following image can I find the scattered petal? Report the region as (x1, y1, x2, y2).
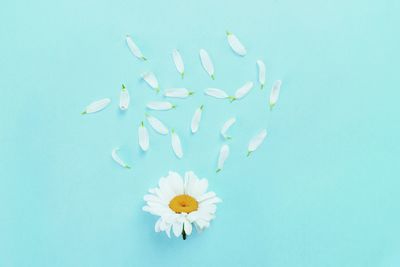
(220, 117, 236, 140)
(141, 72, 159, 92)
(171, 129, 183, 158)
(199, 49, 215, 79)
(81, 98, 111, 115)
(164, 88, 193, 98)
(126, 35, 146, 60)
(216, 144, 230, 172)
(119, 84, 130, 110)
(111, 147, 130, 169)
(226, 31, 247, 56)
(231, 82, 254, 101)
(172, 49, 185, 79)
(247, 129, 267, 156)
(191, 105, 203, 134)
(146, 101, 176, 111)
(145, 113, 169, 135)
(138, 121, 149, 151)
(204, 88, 229, 99)
(257, 60, 266, 89)
(269, 80, 282, 110)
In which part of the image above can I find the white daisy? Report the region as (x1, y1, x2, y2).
(143, 171, 222, 240)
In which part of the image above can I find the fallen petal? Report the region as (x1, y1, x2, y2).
(111, 147, 131, 169)
(81, 98, 111, 115)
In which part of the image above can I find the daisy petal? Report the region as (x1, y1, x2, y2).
(167, 171, 184, 195)
(269, 80, 282, 110)
(226, 31, 247, 56)
(119, 84, 130, 110)
(171, 129, 183, 158)
(126, 35, 146, 60)
(247, 129, 267, 156)
(141, 72, 159, 92)
(197, 191, 216, 202)
(184, 171, 198, 195)
(199, 49, 215, 79)
(172, 222, 183, 237)
(145, 113, 169, 135)
(184, 220, 192, 235)
(81, 98, 111, 115)
(191, 105, 203, 134)
(256, 60, 266, 89)
(146, 101, 175, 111)
(216, 144, 229, 173)
(204, 88, 229, 99)
(172, 49, 185, 78)
(111, 147, 130, 169)
(164, 88, 193, 98)
(138, 121, 149, 151)
(220, 117, 236, 140)
(232, 81, 253, 101)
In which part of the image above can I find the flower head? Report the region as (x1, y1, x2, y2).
(143, 171, 221, 240)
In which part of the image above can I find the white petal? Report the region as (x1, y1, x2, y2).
(81, 98, 111, 114)
(247, 129, 267, 156)
(226, 31, 247, 56)
(220, 117, 236, 140)
(172, 221, 183, 237)
(138, 121, 149, 151)
(233, 81, 253, 100)
(204, 88, 229, 99)
(141, 72, 159, 92)
(166, 171, 184, 195)
(257, 60, 266, 89)
(217, 144, 229, 172)
(269, 80, 282, 109)
(164, 88, 193, 98)
(111, 147, 130, 169)
(192, 179, 208, 199)
(171, 129, 183, 159)
(191, 105, 203, 134)
(184, 220, 192, 235)
(145, 114, 169, 135)
(146, 101, 175, 111)
(200, 197, 222, 206)
(197, 191, 216, 202)
(119, 84, 130, 110)
(155, 218, 162, 232)
(172, 49, 184, 78)
(199, 49, 215, 79)
(126, 35, 146, 60)
(184, 171, 198, 195)
(165, 224, 172, 238)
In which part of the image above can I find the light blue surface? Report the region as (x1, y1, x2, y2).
(1, 0, 400, 266)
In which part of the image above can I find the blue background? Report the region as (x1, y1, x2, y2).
(1, 0, 400, 266)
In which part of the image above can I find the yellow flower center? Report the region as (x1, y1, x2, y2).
(169, 194, 199, 214)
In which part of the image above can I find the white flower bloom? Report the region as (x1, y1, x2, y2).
(172, 49, 185, 78)
(142, 72, 160, 93)
(247, 129, 267, 156)
(111, 147, 130, 169)
(145, 113, 169, 135)
(191, 105, 203, 134)
(164, 88, 194, 98)
(231, 82, 254, 101)
(146, 101, 176, 111)
(256, 60, 266, 89)
(220, 117, 236, 140)
(199, 49, 215, 80)
(204, 88, 229, 99)
(138, 121, 149, 151)
(126, 35, 146, 61)
(119, 84, 130, 110)
(81, 98, 111, 115)
(171, 129, 183, 158)
(217, 144, 230, 173)
(143, 171, 221, 239)
(269, 80, 282, 110)
(226, 31, 247, 56)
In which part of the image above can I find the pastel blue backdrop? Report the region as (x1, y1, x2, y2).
(1, 0, 399, 266)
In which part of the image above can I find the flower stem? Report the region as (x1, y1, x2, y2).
(182, 229, 187, 240)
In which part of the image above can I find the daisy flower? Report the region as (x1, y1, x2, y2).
(143, 171, 221, 240)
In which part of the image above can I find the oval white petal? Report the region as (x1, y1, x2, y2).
(257, 60, 266, 89)
(217, 144, 230, 172)
(171, 130, 183, 158)
(126, 35, 146, 60)
(270, 80, 282, 109)
(204, 88, 229, 99)
(220, 117, 236, 139)
(247, 129, 267, 156)
(145, 114, 169, 135)
(141, 72, 159, 92)
(81, 98, 111, 114)
(146, 101, 175, 111)
(191, 105, 203, 134)
(199, 49, 215, 79)
(164, 88, 192, 98)
(172, 49, 184, 78)
(138, 122, 149, 151)
(119, 84, 130, 110)
(226, 31, 247, 56)
(234, 82, 254, 100)
(111, 147, 130, 169)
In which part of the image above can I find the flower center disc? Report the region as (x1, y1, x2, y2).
(169, 194, 199, 214)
